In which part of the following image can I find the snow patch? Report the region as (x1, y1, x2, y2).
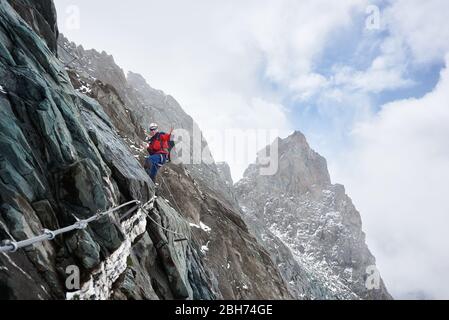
(190, 222, 212, 233)
(201, 241, 210, 255)
(77, 84, 92, 94)
(325, 211, 340, 219)
(200, 222, 212, 233)
(40, 285, 49, 295)
(66, 207, 147, 300)
(129, 144, 143, 152)
(1, 253, 33, 282)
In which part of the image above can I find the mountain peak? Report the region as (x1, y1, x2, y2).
(249, 130, 331, 194)
(281, 130, 309, 149)
(236, 130, 392, 300)
(291, 130, 306, 138)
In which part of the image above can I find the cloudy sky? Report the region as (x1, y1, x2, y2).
(54, 0, 449, 299)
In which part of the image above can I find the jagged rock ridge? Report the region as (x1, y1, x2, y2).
(235, 132, 393, 300)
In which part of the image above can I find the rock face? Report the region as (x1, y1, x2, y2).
(0, 0, 292, 300)
(7, 0, 58, 54)
(157, 164, 292, 299)
(235, 132, 392, 300)
(0, 0, 206, 300)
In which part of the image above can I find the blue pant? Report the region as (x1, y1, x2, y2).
(145, 154, 167, 181)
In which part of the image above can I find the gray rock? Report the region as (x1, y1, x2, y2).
(0, 1, 157, 299)
(66, 229, 101, 270)
(236, 131, 393, 300)
(156, 164, 293, 300)
(7, 0, 59, 54)
(31, 200, 59, 231)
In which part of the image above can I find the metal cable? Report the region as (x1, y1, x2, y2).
(0, 200, 141, 254)
(160, 174, 186, 221)
(141, 197, 191, 243)
(119, 205, 142, 222)
(145, 212, 185, 238)
(0, 180, 199, 253)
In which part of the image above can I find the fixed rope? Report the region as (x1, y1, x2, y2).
(0, 175, 201, 254)
(157, 173, 214, 246)
(160, 174, 184, 218)
(0, 200, 141, 254)
(145, 212, 185, 238)
(141, 198, 190, 241)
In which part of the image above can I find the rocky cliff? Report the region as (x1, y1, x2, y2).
(0, 0, 216, 300)
(235, 132, 392, 300)
(6, 0, 58, 54)
(0, 0, 392, 301)
(0, 0, 291, 300)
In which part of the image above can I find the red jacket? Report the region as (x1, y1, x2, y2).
(147, 132, 171, 155)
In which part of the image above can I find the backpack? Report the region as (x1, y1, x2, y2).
(148, 132, 175, 162)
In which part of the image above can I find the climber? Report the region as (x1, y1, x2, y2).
(144, 123, 173, 182)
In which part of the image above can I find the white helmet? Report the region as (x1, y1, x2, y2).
(149, 123, 159, 131)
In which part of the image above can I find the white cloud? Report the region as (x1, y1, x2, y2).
(327, 2, 449, 298)
(332, 55, 449, 299)
(326, 0, 449, 95)
(332, 56, 414, 94)
(385, 0, 449, 65)
(288, 73, 328, 100)
(244, 0, 369, 98)
(246, 0, 367, 79)
(330, 32, 414, 94)
(55, 0, 369, 181)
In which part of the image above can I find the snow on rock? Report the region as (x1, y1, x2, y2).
(200, 222, 212, 233)
(66, 206, 148, 300)
(77, 84, 92, 94)
(235, 131, 392, 300)
(190, 222, 212, 233)
(201, 241, 210, 255)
